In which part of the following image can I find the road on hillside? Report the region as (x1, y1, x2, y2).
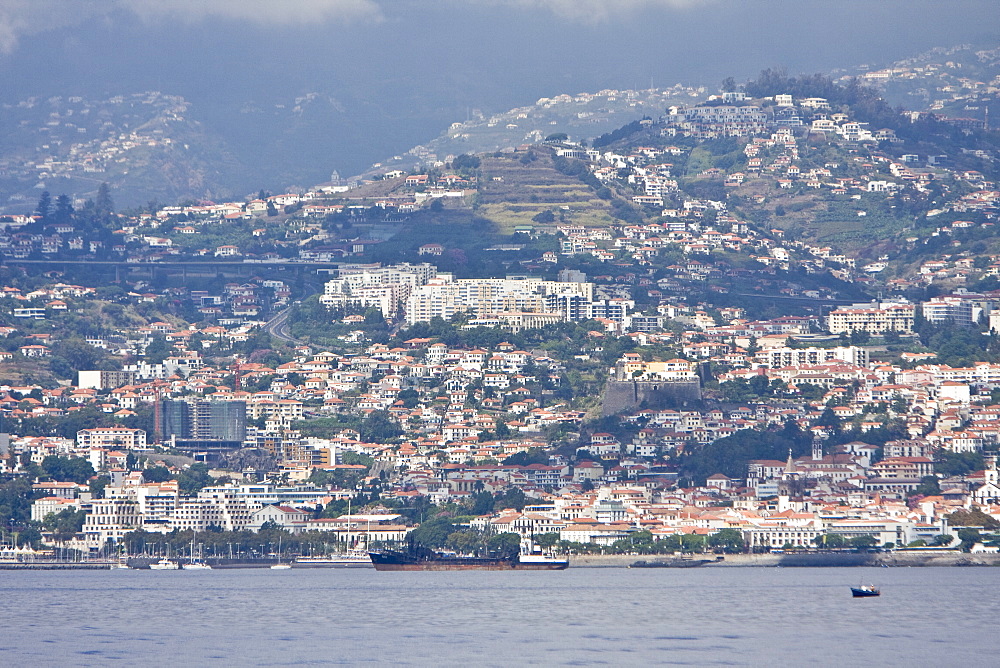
(263, 306, 304, 345)
(263, 284, 319, 346)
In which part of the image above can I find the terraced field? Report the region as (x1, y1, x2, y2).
(477, 152, 614, 232)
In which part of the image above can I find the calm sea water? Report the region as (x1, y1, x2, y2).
(1, 566, 993, 666)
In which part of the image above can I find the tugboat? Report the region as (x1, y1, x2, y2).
(851, 584, 880, 597)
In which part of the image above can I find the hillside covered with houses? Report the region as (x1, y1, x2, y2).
(4, 62, 1000, 562)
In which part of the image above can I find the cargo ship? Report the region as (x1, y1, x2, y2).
(368, 543, 568, 571)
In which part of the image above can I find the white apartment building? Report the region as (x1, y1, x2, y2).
(170, 486, 260, 532)
(76, 427, 147, 450)
(405, 275, 594, 325)
(132, 481, 181, 532)
(921, 363, 1000, 388)
(756, 346, 869, 368)
(248, 398, 304, 423)
(922, 295, 979, 327)
(123, 352, 203, 380)
(826, 302, 915, 335)
(82, 497, 141, 548)
(31, 496, 83, 523)
(320, 263, 437, 319)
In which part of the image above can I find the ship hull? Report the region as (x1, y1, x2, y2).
(369, 551, 568, 571)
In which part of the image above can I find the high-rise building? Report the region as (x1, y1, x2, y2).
(158, 400, 246, 452)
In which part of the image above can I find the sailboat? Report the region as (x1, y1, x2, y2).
(110, 556, 131, 570)
(182, 533, 212, 570)
(270, 535, 292, 569)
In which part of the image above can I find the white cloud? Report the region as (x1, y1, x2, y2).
(0, 0, 381, 54)
(0, 0, 710, 54)
(480, 0, 715, 23)
(0, 1, 101, 53)
(127, 0, 382, 25)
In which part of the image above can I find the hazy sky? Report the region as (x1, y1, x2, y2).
(1, 0, 997, 184)
(3, 1, 996, 98)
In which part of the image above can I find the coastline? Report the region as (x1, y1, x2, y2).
(5, 552, 1000, 569)
(569, 552, 1000, 568)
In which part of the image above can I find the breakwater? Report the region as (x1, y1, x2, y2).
(0, 561, 118, 570)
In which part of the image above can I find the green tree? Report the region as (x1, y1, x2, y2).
(341, 452, 374, 468)
(680, 534, 706, 553)
(708, 528, 745, 553)
(95, 182, 114, 220)
(533, 532, 560, 549)
(849, 330, 871, 346)
(947, 508, 1000, 529)
(408, 517, 458, 548)
(141, 466, 173, 483)
(936, 451, 984, 478)
(848, 535, 878, 550)
(493, 487, 526, 511)
(35, 191, 52, 220)
(957, 527, 983, 551)
(451, 154, 481, 171)
(908, 476, 941, 498)
(43, 508, 87, 543)
(446, 529, 485, 555)
(89, 475, 110, 499)
(40, 455, 95, 484)
(813, 533, 846, 548)
(176, 464, 214, 496)
(359, 410, 403, 444)
(144, 337, 172, 365)
(487, 532, 521, 558)
(469, 491, 495, 516)
(502, 448, 548, 467)
(53, 194, 74, 224)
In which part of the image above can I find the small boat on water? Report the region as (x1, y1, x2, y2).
(182, 561, 212, 570)
(149, 558, 179, 570)
(270, 536, 292, 569)
(110, 557, 131, 570)
(851, 584, 880, 597)
(182, 536, 211, 569)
